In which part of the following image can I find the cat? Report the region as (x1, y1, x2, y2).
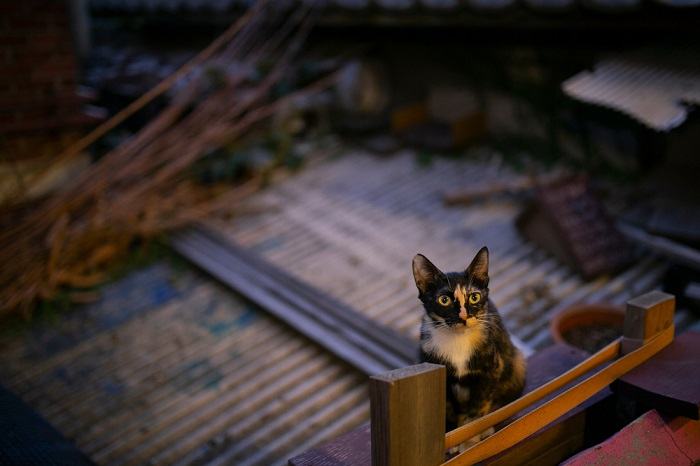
(412, 247, 526, 440)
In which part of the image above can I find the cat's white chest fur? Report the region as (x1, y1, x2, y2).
(422, 324, 484, 378)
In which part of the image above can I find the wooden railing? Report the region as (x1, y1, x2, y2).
(369, 290, 676, 466)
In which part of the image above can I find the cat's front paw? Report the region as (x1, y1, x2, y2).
(479, 426, 495, 440)
(452, 427, 497, 455)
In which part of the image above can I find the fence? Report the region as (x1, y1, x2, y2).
(369, 290, 675, 466)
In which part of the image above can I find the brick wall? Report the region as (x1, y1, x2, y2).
(0, 0, 96, 159)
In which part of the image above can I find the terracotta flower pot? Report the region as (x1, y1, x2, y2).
(550, 304, 625, 353)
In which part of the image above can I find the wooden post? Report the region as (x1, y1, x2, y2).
(369, 363, 445, 466)
(621, 290, 675, 355)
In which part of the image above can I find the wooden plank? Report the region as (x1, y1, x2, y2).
(622, 290, 675, 354)
(193, 225, 417, 362)
(183, 229, 416, 365)
(171, 231, 391, 375)
(181, 231, 409, 369)
(443, 178, 535, 206)
(483, 344, 612, 466)
(288, 423, 371, 466)
(614, 331, 700, 420)
(618, 221, 700, 271)
(485, 407, 586, 466)
(370, 363, 445, 466)
(172, 228, 416, 371)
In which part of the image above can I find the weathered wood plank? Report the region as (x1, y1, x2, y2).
(621, 290, 675, 354)
(183, 231, 409, 368)
(370, 363, 445, 466)
(171, 229, 416, 375)
(482, 343, 610, 466)
(172, 240, 385, 375)
(288, 423, 371, 466)
(618, 221, 700, 271)
(193, 225, 418, 362)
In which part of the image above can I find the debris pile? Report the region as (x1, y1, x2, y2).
(0, 2, 335, 317)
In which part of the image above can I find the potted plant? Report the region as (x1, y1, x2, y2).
(550, 303, 625, 353)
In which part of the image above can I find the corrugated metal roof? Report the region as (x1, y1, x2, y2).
(0, 264, 368, 466)
(215, 150, 685, 352)
(563, 58, 700, 132)
(0, 149, 695, 465)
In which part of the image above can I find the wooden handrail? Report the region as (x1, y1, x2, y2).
(443, 323, 675, 466)
(444, 337, 621, 449)
(365, 291, 675, 466)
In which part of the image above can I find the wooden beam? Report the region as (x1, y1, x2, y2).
(370, 363, 445, 466)
(170, 227, 416, 376)
(621, 290, 675, 354)
(191, 226, 417, 363)
(443, 178, 535, 206)
(483, 344, 613, 466)
(617, 222, 700, 271)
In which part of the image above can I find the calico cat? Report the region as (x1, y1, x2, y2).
(412, 247, 525, 437)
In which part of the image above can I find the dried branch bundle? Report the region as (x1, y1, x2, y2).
(0, 1, 334, 317)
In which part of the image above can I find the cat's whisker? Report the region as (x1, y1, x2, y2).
(424, 322, 451, 330)
(472, 319, 500, 333)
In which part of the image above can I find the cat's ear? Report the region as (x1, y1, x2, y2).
(412, 254, 444, 294)
(466, 247, 489, 285)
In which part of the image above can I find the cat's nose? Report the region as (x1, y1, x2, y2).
(459, 308, 468, 322)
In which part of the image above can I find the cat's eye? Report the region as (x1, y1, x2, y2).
(437, 295, 452, 306)
(469, 292, 481, 304)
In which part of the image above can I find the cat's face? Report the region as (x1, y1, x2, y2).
(412, 247, 490, 330)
